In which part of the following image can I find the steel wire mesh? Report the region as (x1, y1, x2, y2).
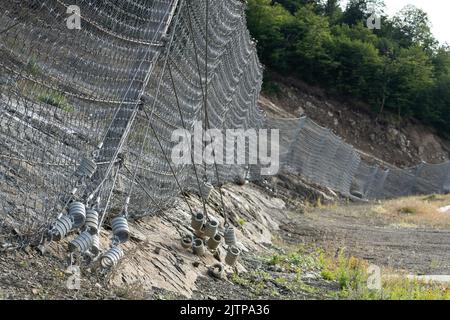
(0, 0, 449, 248)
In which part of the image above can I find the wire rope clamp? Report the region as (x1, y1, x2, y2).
(68, 231, 94, 253)
(225, 245, 241, 266)
(85, 209, 99, 235)
(194, 225, 207, 239)
(51, 215, 74, 241)
(204, 218, 219, 238)
(191, 211, 205, 231)
(207, 233, 222, 251)
(208, 263, 224, 279)
(111, 216, 130, 244)
(200, 182, 214, 201)
(69, 202, 86, 229)
(193, 239, 206, 256)
(101, 246, 124, 269)
(181, 234, 194, 249)
(75, 157, 97, 179)
(224, 225, 236, 246)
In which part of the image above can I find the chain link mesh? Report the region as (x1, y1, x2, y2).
(0, 0, 449, 247)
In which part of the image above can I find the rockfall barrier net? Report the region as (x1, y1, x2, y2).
(271, 116, 450, 200)
(0, 0, 449, 248)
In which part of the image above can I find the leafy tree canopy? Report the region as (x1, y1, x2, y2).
(246, 0, 450, 138)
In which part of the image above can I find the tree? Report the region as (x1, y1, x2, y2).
(327, 30, 384, 99)
(245, 0, 450, 137)
(291, 5, 333, 80)
(432, 46, 450, 78)
(323, 0, 343, 23)
(341, 0, 385, 26)
(387, 46, 434, 117)
(391, 5, 438, 51)
(422, 46, 450, 132)
(247, 0, 295, 70)
(272, 0, 323, 14)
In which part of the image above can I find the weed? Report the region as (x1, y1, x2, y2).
(268, 254, 282, 266)
(270, 288, 281, 297)
(237, 217, 246, 227)
(429, 260, 440, 270)
(311, 197, 338, 210)
(242, 243, 450, 300)
(275, 277, 288, 286)
(231, 273, 250, 287)
(316, 197, 323, 208)
(231, 271, 273, 297)
(373, 196, 450, 229)
(27, 58, 41, 76)
(382, 277, 450, 300)
(399, 206, 417, 214)
(38, 91, 74, 112)
(320, 270, 334, 281)
(316, 247, 450, 300)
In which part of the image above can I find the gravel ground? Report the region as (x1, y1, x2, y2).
(2, 177, 450, 299)
(280, 204, 450, 275)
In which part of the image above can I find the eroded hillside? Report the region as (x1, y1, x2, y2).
(260, 75, 450, 168)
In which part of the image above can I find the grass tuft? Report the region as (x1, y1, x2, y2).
(27, 58, 41, 76)
(38, 91, 74, 112)
(372, 195, 450, 229)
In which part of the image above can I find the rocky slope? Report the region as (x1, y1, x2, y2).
(2, 73, 450, 300)
(261, 75, 450, 168)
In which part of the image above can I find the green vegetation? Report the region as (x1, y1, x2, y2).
(233, 244, 450, 300)
(247, 0, 450, 137)
(26, 58, 41, 76)
(38, 91, 74, 112)
(237, 217, 247, 227)
(231, 271, 276, 297)
(382, 278, 450, 300)
(373, 195, 450, 229)
(318, 249, 374, 298)
(316, 248, 450, 299)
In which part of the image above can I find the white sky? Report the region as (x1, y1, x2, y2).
(342, 0, 450, 44)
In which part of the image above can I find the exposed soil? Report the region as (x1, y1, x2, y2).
(0, 247, 113, 300)
(2, 67, 450, 300)
(189, 254, 339, 300)
(280, 205, 450, 275)
(2, 175, 449, 300)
